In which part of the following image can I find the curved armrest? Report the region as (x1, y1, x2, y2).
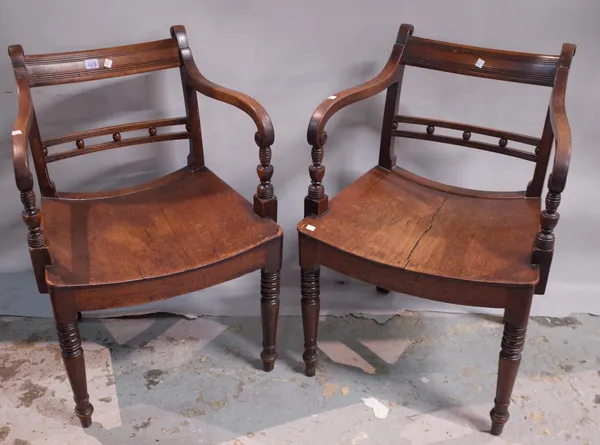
(9, 44, 51, 294)
(307, 44, 404, 147)
(547, 43, 576, 194)
(171, 26, 273, 147)
(547, 74, 571, 194)
(170, 26, 276, 219)
(532, 43, 575, 294)
(184, 58, 274, 147)
(10, 46, 34, 192)
(12, 99, 33, 192)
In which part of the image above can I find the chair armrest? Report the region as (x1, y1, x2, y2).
(306, 44, 404, 147)
(547, 66, 572, 194)
(184, 59, 274, 147)
(303, 24, 413, 217)
(9, 44, 51, 294)
(12, 104, 33, 192)
(170, 26, 277, 220)
(171, 26, 273, 148)
(546, 43, 576, 195)
(10, 46, 34, 192)
(532, 43, 576, 294)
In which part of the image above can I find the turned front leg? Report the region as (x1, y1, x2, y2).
(490, 322, 527, 435)
(301, 267, 320, 377)
(260, 269, 280, 372)
(57, 318, 94, 427)
(490, 296, 532, 436)
(52, 294, 93, 428)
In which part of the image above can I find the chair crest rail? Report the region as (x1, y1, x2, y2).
(403, 36, 560, 86)
(24, 38, 181, 87)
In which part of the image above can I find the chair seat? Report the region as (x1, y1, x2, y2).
(43, 168, 282, 288)
(298, 166, 540, 287)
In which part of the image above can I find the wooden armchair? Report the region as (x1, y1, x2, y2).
(9, 26, 282, 428)
(298, 24, 575, 435)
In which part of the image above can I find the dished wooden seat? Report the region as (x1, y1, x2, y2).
(299, 166, 540, 287)
(43, 168, 282, 290)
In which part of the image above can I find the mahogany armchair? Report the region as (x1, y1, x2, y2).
(298, 24, 575, 435)
(9, 26, 282, 428)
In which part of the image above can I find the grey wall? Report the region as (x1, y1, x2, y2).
(1, 1, 599, 318)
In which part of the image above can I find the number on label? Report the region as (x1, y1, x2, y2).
(84, 59, 100, 70)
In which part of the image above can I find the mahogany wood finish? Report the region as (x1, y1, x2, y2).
(9, 26, 281, 428)
(391, 129, 538, 162)
(299, 24, 575, 436)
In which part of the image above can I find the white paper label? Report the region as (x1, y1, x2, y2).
(306, 224, 316, 232)
(475, 58, 485, 68)
(12, 130, 22, 136)
(104, 58, 113, 68)
(328, 95, 337, 100)
(84, 59, 100, 70)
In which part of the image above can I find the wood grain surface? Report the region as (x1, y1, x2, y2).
(43, 168, 281, 288)
(299, 167, 540, 286)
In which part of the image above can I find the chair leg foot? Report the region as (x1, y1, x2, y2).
(303, 359, 317, 377)
(375, 286, 390, 294)
(301, 267, 320, 377)
(489, 320, 528, 436)
(490, 410, 507, 436)
(260, 270, 280, 373)
(78, 409, 94, 428)
(56, 318, 94, 428)
(261, 361, 275, 372)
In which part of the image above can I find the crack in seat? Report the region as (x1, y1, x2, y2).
(299, 166, 540, 287)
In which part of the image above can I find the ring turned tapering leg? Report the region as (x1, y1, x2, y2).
(52, 293, 93, 427)
(260, 269, 280, 372)
(490, 296, 532, 435)
(301, 267, 320, 377)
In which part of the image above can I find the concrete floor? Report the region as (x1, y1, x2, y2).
(0, 313, 598, 445)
